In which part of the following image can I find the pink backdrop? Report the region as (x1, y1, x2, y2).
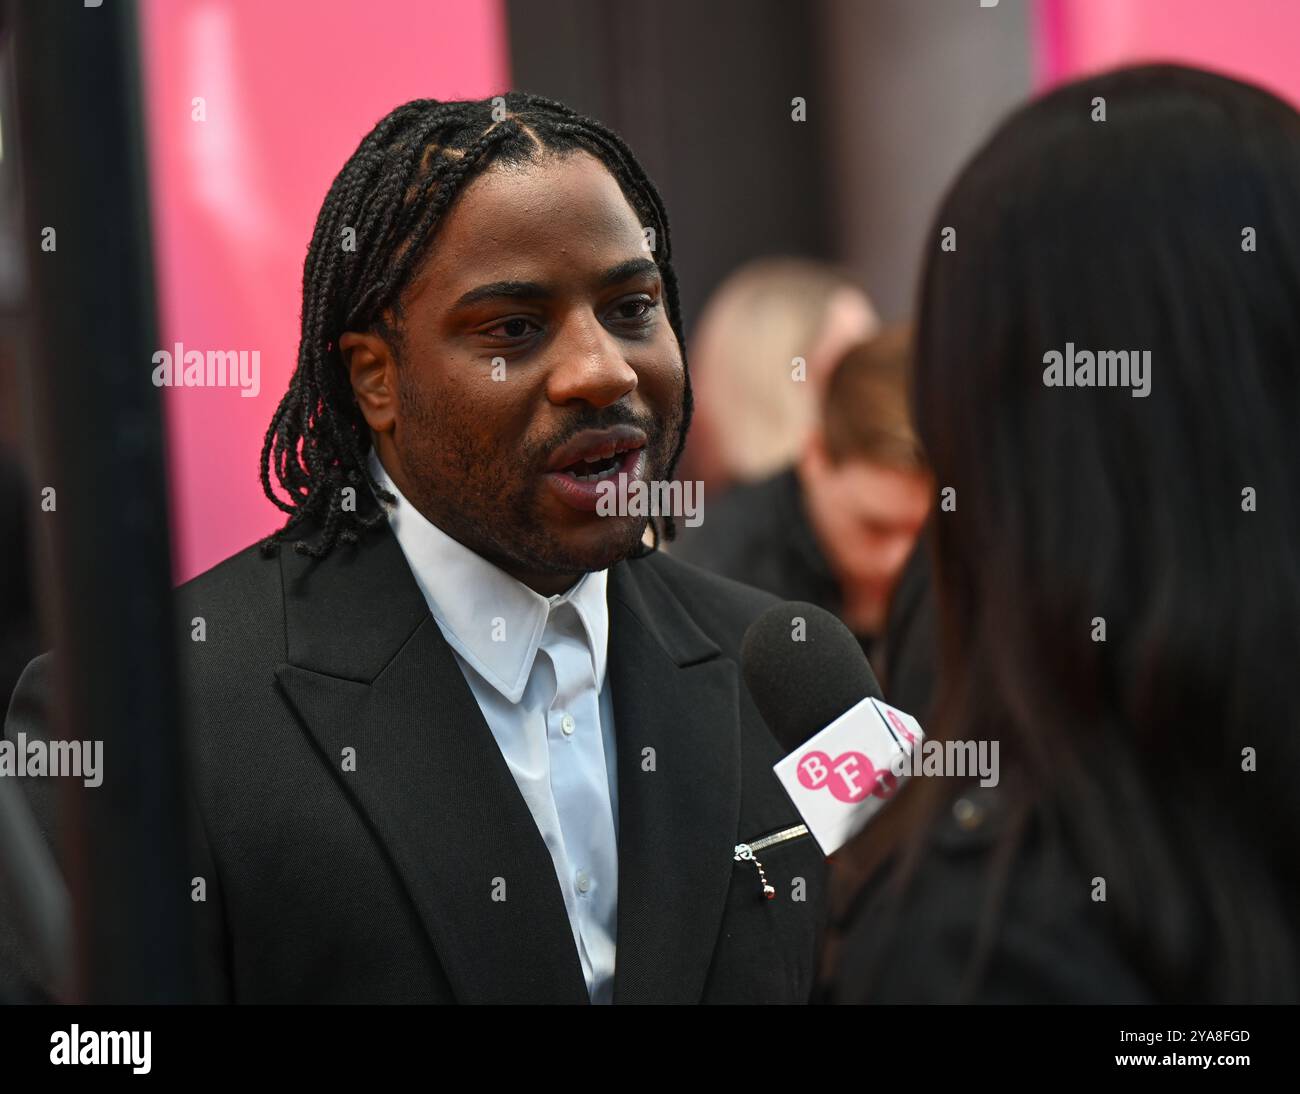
(139, 0, 509, 583)
(1036, 0, 1300, 107)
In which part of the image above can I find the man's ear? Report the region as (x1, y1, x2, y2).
(338, 330, 398, 434)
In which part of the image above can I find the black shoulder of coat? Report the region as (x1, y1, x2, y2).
(631, 546, 782, 637)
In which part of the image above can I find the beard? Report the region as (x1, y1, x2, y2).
(390, 375, 685, 578)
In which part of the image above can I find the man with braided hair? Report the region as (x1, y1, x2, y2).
(5, 94, 825, 1003)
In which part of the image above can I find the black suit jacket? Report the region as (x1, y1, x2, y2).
(3, 525, 826, 1003)
(671, 468, 877, 661)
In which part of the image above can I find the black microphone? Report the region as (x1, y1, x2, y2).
(741, 601, 884, 753)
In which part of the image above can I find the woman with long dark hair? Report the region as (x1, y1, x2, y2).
(824, 64, 1300, 1004)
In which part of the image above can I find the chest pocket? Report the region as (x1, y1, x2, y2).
(733, 823, 812, 900)
(727, 822, 820, 1001)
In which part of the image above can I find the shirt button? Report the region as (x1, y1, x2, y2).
(575, 870, 591, 894)
(560, 713, 576, 736)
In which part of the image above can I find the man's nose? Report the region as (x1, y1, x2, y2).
(545, 312, 638, 408)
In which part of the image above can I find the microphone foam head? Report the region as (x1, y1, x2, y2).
(740, 600, 883, 752)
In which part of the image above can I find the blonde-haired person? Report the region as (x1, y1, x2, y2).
(680, 257, 879, 496)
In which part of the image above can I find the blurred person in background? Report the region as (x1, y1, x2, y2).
(678, 257, 879, 499)
(823, 64, 1300, 1004)
(675, 326, 932, 661)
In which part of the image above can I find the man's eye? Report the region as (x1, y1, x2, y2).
(485, 317, 538, 340)
(610, 297, 657, 323)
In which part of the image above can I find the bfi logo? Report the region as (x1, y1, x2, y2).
(795, 749, 898, 803)
(772, 696, 925, 855)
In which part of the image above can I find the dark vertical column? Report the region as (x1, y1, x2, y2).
(9, 0, 192, 1001)
(506, 0, 833, 330)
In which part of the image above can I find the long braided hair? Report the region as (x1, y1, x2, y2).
(259, 93, 691, 558)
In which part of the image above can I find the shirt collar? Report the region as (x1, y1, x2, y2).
(368, 449, 609, 703)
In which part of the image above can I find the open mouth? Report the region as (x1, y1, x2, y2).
(545, 425, 648, 481)
(543, 427, 650, 512)
(555, 451, 628, 482)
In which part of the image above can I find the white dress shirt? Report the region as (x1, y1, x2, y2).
(368, 450, 620, 1003)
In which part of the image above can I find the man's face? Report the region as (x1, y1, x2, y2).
(799, 444, 932, 635)
(346, 151, 686, 593)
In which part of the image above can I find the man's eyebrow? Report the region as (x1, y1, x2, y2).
(451, 259, 660, 310)
(597, 257, 660, 289)
(452, 280, 550, 309)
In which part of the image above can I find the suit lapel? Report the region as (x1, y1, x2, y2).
(607, 560, 742, 1003)
(273, 526, 588, 1004)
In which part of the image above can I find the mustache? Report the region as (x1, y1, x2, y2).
(532, 406, 665, 463)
